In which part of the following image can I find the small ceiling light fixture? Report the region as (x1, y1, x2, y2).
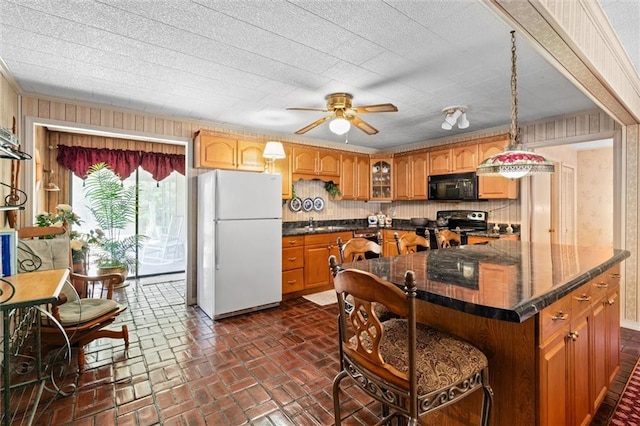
(262, 141, 286, 173)
(476, 31, 554, 179)
(441, 106, 469, 130)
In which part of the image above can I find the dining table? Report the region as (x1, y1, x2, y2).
(339, 239, 630, 426)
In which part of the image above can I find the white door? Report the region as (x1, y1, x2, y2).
(530, 163, 556, 244)
(560, 164, 577, 245)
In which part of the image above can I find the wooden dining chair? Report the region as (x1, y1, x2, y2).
(333, 237, 390, 344)
(16, 226, 129, 371)
(329, 256, 493, 425)
(394, 231, 429, 254)
(337, 236, 382, 263)
(436, 229, 461, 248)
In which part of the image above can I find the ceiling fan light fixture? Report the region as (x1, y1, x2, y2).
(476, 31, 554, 179)
(329, 117, 351, 135)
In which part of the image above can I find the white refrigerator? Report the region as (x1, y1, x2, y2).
(197, 170, 282, 319)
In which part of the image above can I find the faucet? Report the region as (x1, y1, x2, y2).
(309, 217, 314, 228)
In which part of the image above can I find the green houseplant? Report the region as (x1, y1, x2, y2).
(83, 162, 144, 275)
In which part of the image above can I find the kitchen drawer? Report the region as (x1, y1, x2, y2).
(282, 269, 304, 294)
(590, 271, 613, 306)
(282, 247, 304, 271)
(304, 231, 352, 247)
(539, 295, 572, 345)
(283, 235, 304, 247)
(570, 285, 593, 317)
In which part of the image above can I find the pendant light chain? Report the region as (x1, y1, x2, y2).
(476, 30, 555, 178)
(510, 30, 520, 149)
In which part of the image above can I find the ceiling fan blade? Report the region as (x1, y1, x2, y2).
(351, 116, 379, 135)
(294, 115, 332, 134)
(286, 107, 329, 112)
(353, 103, 398, 114)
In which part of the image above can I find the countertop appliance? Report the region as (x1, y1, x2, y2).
(197, 170, 282, 319)
(416, 210, 488, 248)
(428, 172, 479, 201)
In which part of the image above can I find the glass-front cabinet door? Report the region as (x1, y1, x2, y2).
(370, 158, 392, 201)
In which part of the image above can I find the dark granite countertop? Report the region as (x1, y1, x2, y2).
(467, 231, 520, 238)
(282, 219, 416, 236)
(340, 240, 630, 323)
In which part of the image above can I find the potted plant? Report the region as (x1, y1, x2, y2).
(83, 162, 144, 276)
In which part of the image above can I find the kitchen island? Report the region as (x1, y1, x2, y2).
(340, 240, 630, 426)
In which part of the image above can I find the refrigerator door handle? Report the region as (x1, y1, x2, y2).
(214, 220, 220, 270)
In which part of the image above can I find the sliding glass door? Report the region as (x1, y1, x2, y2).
(71, 167, 186, 278)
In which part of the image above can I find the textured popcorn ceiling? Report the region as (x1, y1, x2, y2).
(1, 0, 634, 150)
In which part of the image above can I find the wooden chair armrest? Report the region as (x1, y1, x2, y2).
(70, 272, 125, 299)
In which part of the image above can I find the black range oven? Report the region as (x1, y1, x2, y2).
(416, 210, 488, 249)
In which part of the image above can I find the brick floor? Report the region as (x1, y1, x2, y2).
(6, 274, 639, 425)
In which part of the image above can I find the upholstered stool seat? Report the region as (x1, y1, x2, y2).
(356, 318, 488, 394)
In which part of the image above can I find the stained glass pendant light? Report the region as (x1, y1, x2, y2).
(476, 31, 554, 179)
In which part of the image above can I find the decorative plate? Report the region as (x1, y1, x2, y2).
(313, 197, 325, 211)
(302, 197, 314, 212)
(289, 197, 302, 212)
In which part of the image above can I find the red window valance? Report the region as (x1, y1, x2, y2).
(57, 145, 185, 182)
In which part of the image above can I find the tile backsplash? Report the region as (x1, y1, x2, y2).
(282, 180, 521, 225)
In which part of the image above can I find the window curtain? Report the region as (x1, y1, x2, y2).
(57, 145, 185, 182)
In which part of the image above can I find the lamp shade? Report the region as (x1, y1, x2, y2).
(329, 117, 351, 135)
(476, 149, 554, 178)
(263, 141, 286, 159)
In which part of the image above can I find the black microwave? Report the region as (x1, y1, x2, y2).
(428, 172, 479, 201)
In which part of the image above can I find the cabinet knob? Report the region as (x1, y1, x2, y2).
(594, 282, 608, 288)
(287, 257, 297, 262)
(574, 294, 591, 302)
(607, 299, 615, 306)
(552, 311, 568, 321)
(569, 331, 579, 341)
(287, 280, 297, 285)
(289, 240, 298, 245)
(610, 273, 620, 278)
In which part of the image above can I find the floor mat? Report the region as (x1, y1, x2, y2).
(609, 356, 640, 425)
(302, 289, 337, 306)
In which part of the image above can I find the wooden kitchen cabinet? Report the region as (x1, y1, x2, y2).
(370, 158, 393, 201)
(292, 146, 341, 180)
(341, 154, 370, 200)
(428, 145, 477, 175)
(303, 231, 352, 290)
(382, 229, 410, 257)
(193, 130, 265, 171)
(393, 152, 428, 200)
(282, 236, 304, 294)
(477, 139, 519, 199)
(537, 265, 621, 426)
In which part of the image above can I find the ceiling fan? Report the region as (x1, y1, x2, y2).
(287, 93, 398, 135)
